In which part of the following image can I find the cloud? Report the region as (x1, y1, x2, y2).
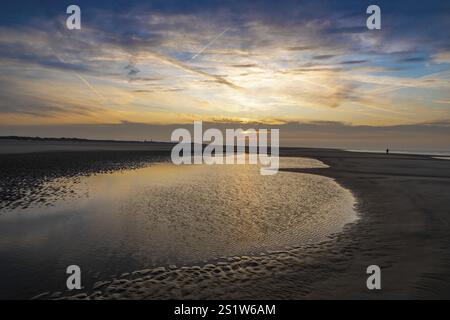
(0, 0, 449, 135)
(231, 64, 259, 68)
(339, 59, 368, 65)
(432, 52, 450, 64)
(140, 50, 243, 90)
(396, 56, 428, 63)
(285, 46, 316, 51)
(312, 54, 338, 60)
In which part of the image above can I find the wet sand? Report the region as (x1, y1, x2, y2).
(2, 142, 450, 299)
(0, 138, 174, 154)
(0, 149, 171, 211)
(282, 148, 450, 299)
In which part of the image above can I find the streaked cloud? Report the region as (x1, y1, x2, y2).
(0, 0, 449, 148)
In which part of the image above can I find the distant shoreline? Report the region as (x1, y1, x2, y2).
(1, 136, 448, 158)
(346, 148, 450, 157)
(0, 137, 175, 155)
(0, 136, 171, 144)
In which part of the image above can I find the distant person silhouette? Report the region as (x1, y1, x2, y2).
(386, 148, 389, 155)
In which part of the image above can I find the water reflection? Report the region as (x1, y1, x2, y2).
(0, 157, 356, 298)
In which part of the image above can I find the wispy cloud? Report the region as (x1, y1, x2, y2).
(0, 0, 449, 131)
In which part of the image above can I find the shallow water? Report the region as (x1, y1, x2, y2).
(0, 157, 356, 299)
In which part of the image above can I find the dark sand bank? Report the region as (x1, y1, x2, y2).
(1, 141, 450, 299)
(281, 148, 450, 299)
(0, 139, 173, 210)
(0, 149, 172, 211)
(0, 138, 174, 154)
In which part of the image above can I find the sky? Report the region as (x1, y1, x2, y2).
(0, 0, 449, 150)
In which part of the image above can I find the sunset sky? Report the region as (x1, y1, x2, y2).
(0, 0, 449, 150)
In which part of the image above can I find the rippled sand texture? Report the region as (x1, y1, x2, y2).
(0, 157, 357, 299)
(96, 159, 354, 264)
(15, 149, 450, 300)
(0, 151, 170, 211)
(50, 240, 355, 300)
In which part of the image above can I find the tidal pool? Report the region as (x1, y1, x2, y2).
(0, 157, 357, 299)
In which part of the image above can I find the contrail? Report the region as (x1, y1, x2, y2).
(144, 50, 242, 90)
(73, 73, 107, 102)
(190, 28, 230, 61)
(368, 69, 450, 96)
(55, 56, 107, 103)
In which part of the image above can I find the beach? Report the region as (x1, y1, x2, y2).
(282, 148, 450, 299)
(1, 140, 450, 299)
